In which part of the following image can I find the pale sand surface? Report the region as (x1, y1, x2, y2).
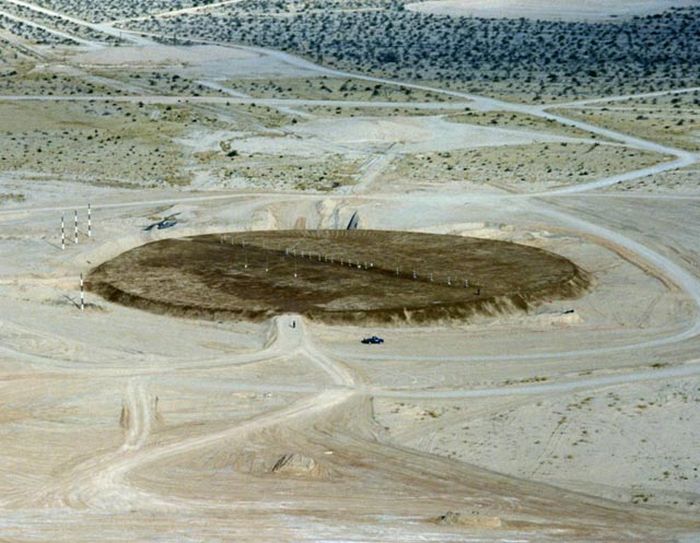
(71, 44, 257, 66)
(176, 116, 587, 158)
(0, 12, 699, 541)
(406, 0, 700, 21)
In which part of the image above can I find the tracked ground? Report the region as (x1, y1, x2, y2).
(87, 230, 590, 324)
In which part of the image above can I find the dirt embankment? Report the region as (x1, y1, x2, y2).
(87, 230, 590, 324)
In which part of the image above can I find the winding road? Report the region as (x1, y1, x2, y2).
(0, 3, 699, 540)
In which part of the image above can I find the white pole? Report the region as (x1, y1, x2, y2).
(61, 214, 65, 250)
(87, 203, 92, 238)
(74, 210, 79, 244)
(80, 273, 85, 311)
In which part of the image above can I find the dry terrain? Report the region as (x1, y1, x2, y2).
(0, 1, 699, 542)
(406, 0, 700, 21)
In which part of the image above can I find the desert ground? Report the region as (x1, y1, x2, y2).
(406, 0, 700, 21)
(0, 1, 699, 542)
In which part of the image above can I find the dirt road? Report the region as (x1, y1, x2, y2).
(0, 5, 699, 540)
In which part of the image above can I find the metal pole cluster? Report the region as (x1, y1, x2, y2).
(79, 273, 85, 311)
(60, 204, 92, 250)
(60, 205, 94, 311)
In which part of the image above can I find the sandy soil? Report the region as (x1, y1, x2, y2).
(374, 374, 700, 510)
(204, 115, 586, 158)
(71, 44, 256, 66)
(406, 0, 700, 21)
(0, 6, 699, 542)
(70, 43, 325, 79)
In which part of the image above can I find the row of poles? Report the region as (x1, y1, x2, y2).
(231, 240, 482, 294)
(285, 247, 479, 291)
(61, 204, 91, 250)
(60, 205, 91, 311)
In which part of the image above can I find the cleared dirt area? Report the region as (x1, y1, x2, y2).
(87, 230, 590, 324)
(406, 0, 700, 21)
(72, 44, 256, 67)
(214, 115, 584, 159)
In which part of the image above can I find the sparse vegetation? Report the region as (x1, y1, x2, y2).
(0, 12, 75, 45)
(555, 93, 700, 151)
(0, 191, 25, 204)
(0, 101, 204, 186)
(124, 3, 700, 102)
(29, 0, 223, 23)
(221, 76, 460, 102)
(385, 142, 668, 191)
(0, 0, 121, 44)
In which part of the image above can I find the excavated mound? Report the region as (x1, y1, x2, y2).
(87, 230, 590, 324)
(433, 511, 503, 529)
(270, 453, 330, 479)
